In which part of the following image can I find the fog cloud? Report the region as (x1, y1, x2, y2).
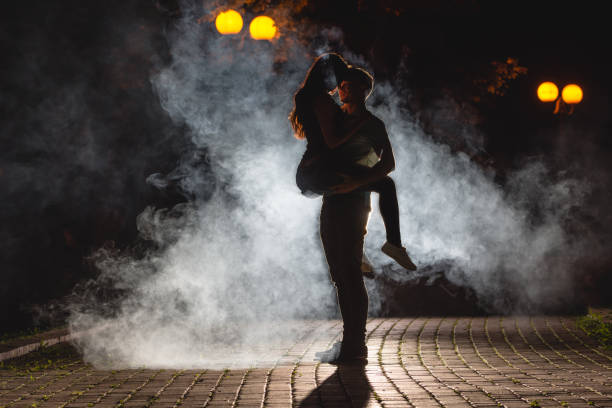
(69, 0, 591, 368)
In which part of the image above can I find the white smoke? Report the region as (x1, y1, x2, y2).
(365, 88, 587, 311)
(69, 1, 588, 368)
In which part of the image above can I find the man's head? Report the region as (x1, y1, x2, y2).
(338, 66, 373, 104)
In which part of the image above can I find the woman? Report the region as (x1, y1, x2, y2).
(290, 53, 417, 272)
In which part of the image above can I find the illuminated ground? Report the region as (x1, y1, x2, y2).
(1, 317, 611, 407)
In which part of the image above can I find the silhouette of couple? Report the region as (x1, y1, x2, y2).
(290, 53, 417, 363)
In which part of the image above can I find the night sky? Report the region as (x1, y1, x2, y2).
(1, 0, 610, 330)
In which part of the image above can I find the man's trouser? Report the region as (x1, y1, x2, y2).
(320, 191, 371, 346)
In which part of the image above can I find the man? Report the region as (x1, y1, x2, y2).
(317, 66, 398, 364)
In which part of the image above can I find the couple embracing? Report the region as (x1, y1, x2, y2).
(289, 53, 417, 363)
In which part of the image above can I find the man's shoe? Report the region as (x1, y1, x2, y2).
(381, 242, 417, 271)
(314, 341, 342, 362)
(361, 253, 374, 279)
(329, 343, 368, 365)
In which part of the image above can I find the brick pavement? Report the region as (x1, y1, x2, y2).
(1, 317, 611, 408)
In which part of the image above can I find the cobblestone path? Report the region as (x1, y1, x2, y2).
(1, 317, 611, 407)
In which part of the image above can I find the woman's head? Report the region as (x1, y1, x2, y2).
(289, 53, 349, 140)
(301, 53, 348, 93)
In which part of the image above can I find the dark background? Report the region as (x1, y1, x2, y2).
(1, 0, 610, 331)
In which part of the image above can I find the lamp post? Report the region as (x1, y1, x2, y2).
(213, 10, 277, 41)
(537, 81, 583, 115)
(215, 10, 243, 35)
(249, 16, 277, 40)
(561, 84, 583, 104)
(537, 82, 558, 102)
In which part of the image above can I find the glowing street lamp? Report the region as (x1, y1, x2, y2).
(561, 84, 583, 104)
(537, 82, 559, 102)
(249, 16, 277, 40)
(215, 9, 243, 35)
(537, 81, 583, 115)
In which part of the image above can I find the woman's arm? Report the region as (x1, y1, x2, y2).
(313, 94, 372, 149)
(312, 92, 347, 148)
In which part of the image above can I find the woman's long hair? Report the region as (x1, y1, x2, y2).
(289, 53, 347, 140)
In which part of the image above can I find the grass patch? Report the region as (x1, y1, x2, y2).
(577, 311, 612, 350)
(0, 342, 82, 373)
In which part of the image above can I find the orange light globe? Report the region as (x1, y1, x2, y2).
(561, 84, 583, 104)
(537, 82, 559, 102)
(249, 16, 277, 40)
(215, 10, 243, 35)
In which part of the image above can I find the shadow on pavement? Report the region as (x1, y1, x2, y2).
(298, 364, 371, 407)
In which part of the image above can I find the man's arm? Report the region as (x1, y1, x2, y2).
(331, 121, 396, 193)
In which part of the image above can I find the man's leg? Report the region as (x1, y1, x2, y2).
(320, 193, 371, 352)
